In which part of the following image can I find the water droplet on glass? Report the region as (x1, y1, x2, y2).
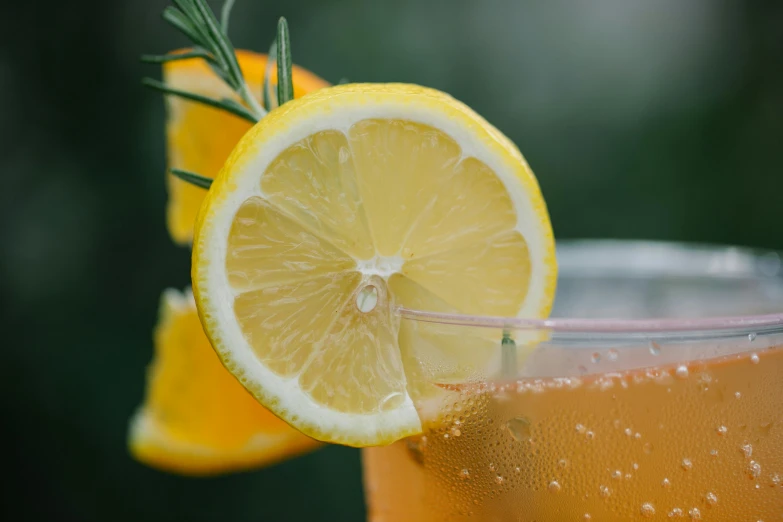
(576, 423, 586, 434)
(599, 485, 611, 498)
(406, 437, 426, 465)
(607, 348, 618, 361)
(748, 460, 762, 478)
(514, 466, 521, 473)
(548, 480, 561, 493)
(558, 459, 568, 468)
(741, 443, 753, 458)
(494, 475, 504, 485)
(643, 442, 653, 454)
(649, 341, 662, 355)
(668, 507, 683, 518)
(460, 469, 470, 480)
(681, 458, 693, 471)
(716, 425, 728, 436)
(624, 428, 633, 437)
(675, 365, 689, 379)
(705, 492, 718, 506)
(710, 449, 719, 458)
(583, 515, 591, 521)
(633, 462, 640, 470)
(640, 503, 655, 517)
(489, 462, 496, 472)
(770, 472, 781, 486)
(451, 427, 461, 437)
(748, 332, 757, 342)
(505, 416, 531, 442)
(613, 419, 621, 429)
(611, 470, 622, 480)
(688, 507, 701, 520)
(586, 430, 595, 440)
(591, 352, 601, 363)
(634, 432, 642, 440)
(662, 478, 672, 489)
(735, 391, 742, 399)
(750, 353, 760, 364)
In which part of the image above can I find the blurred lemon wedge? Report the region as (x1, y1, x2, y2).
(164, 49, 329, 244)
(129, 288, 320, 475)
(192, 84, 557, 447)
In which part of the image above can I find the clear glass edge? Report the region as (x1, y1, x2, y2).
(397, 239, 783, 339)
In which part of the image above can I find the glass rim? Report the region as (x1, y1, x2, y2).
(398, 239, 783, 335)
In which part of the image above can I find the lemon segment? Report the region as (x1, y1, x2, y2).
(164, 49, 329, 245)
(193, 83, 556, 446)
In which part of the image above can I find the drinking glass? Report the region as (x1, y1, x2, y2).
(362, 240, 783, 521)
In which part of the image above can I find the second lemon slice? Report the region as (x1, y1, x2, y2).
(193, 83, 556, 446)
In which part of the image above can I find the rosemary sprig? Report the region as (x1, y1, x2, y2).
(142, 78, 257, 123)
(276, 17, 294, 105)
(170, 168, 214, 189)
(143, 0, 266, 122)
(143, 0, 298, 191)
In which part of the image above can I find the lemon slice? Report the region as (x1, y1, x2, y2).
(164, 49, 329, 244)
(129, 288, 320, 475)
(193, 84, 556, 446)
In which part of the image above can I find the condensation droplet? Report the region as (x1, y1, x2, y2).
(688, 507, 701, 520)
(640, 503, 656, 517)
(591, 352, 601, 363)
(548, 480, 561, 493)
(583, 515, 592, 521)
(681, 458, 693, 471)
(716, 425, 728, 436)
(624, 428, 633, 437)
(625, 473, 632, 480)
(675, 365, 689, 379)
(741, 443, 753, 458)
(613, 419, 621, 429)
(633, 462, 640, 470)
(748, 332, 757, 342)
(634, 432, 642, 440)
(649, 341, 662, 355)
(705, 492, 718, 506)
(735, 391, 742, 399)
(505, 416, 531, 442)
(748, 460, 762, 478)
(662, 478, 671, 489)
(599, 485, 611, 498)
(460, 469, 470, 480)
(607, 348, 618, 361)
(750, 353, 760, 364)
(668, 507, 683, 518)
(770, 472, 781, 485)
(710, 449, 719, 458)
(514, 466, 521, 473)
(643, 442, 653, 454)
(611, 470, 622, 480)
(576, 423, 586, 434)
(489, 462, 496, 471)
(494, 475, 504, 485)
(585, 430, 595, 440)
(558, 459, 568, 468)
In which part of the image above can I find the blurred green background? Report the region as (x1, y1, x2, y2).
(1, 0, 781, 520)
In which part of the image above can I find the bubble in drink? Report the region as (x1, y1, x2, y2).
(640, 502, 655, 517)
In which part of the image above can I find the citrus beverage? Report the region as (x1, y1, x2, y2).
(362, 242, 783, 521)
(364, 347, 783, 521)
